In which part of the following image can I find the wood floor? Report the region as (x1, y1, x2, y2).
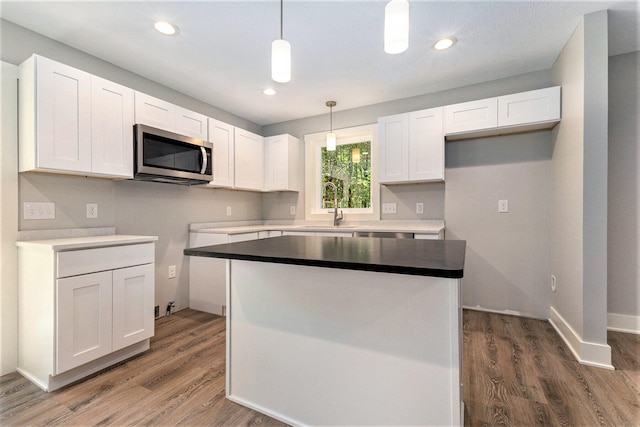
(1, 308, 638, 426)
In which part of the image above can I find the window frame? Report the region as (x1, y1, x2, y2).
(304, 123, 380, 221)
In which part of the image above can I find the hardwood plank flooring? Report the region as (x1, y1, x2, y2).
(1, 308, 638, 426)
(463, 309, 640, 426)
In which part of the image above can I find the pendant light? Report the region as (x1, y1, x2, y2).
(384, 0, 409, 54)
(326, 101, 337, 151)
(351, 148, 361, 163)
(272, 0, 291, 83)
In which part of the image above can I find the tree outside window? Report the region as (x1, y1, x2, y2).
(320, 141, 371, 210)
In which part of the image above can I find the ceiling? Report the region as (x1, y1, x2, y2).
(1, 1, 638, 126)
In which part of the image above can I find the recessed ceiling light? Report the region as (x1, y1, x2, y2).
(433, 36, 456, 51)
(154, 21, 179, 36)
(263, 88, 277, 96)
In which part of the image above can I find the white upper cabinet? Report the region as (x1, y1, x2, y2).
(19, 55, 134, 178)
(234, 128, 264, 191)
(175, 106, 208, 140)
(207, 118, 235, 188)
(134, 92, 207, 140)
(264, 134, 301, 192)
(444, 97, 498, 135)
(379, 107, 444, 184)
(378, 113, 409, 183)
(409, 107, 444, 182)
(91, 76, 134, 178)
(497, 86, 561, 128)
(20, 55, 92, 174)
(444, 86, 561, 141)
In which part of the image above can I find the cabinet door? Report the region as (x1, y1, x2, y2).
(208, 118, 235, 188)
(36, 56, 92, 172)
(409, 107, 444, 181)
(264, 135, 289, 191)
(443, 97, 498, 134)
(175, 106, 208, 140)
(378, 114, 409, 183)
(134, 92, 176, 132)
(234, 128, 264, 191)
(91, 76, 134, 178)
(498, 86, 561, 127)
(57, 271, 113, 374)
(112, 264, 155, 351)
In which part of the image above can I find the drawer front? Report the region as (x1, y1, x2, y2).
(57, 243, 155, 278)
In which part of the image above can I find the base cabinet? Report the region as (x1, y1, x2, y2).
(17, 239, 156, 391)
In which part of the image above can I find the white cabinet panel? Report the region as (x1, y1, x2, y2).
(208, 118, 235, 188)
(409, 107, 444, 182)
(264, 134, 301, 192)
(91, 76, 134, 178)
(134, 92, 175, 132)
(234, 128, 264, 191)
(444, 97, 498, 134)
(175, 106, 208, 140)
(134, 92, 207, 140)
(379, 109, 444, 184)
(57, 271, 113, 374)
(20, 55, 92, 173)
(378, 114, 409, 183)
(498, 86, 561, 127)
(112, 264, 154, 351)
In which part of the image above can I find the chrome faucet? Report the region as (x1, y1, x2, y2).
(323, 181, 344, 226)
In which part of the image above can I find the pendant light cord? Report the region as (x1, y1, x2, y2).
(280, 0, 284, 39)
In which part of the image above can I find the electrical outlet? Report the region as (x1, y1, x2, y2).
(86, 203, 98, 218)
(290, 205, 296, 215)
(168, 265, 176, 279)
(24, 202, 55, 220)
(416, 203, 424, 214)
(498, 199, 509, 213)
(226, 206, 232, 216)
(382, 203, 397, 214)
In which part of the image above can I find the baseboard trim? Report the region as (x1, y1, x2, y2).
(607, 312, 640, 334)
(462, 305, 547, 320)
(549, 306, 613, 370)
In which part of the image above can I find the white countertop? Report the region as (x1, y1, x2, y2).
(190, 220, 445, 235)
(16, 235, 158, 251)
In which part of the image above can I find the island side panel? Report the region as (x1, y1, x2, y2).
(226, 259, 462, 426)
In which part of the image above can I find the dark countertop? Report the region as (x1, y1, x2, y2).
(184, 236, 466, 279)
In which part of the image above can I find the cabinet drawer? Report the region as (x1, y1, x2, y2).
(57, 243, 154, 278)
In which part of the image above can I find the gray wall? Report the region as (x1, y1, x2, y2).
(608, 51, 640, 318)
(551, 11, 610, 358)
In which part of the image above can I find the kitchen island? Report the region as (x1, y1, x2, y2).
(184, 236, 466, 426)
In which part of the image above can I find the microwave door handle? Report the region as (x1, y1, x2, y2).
(200, 147, 207, 174)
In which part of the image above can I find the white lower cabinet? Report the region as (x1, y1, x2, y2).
(189, 230, 281, 315)
(17, 239, 156, 391)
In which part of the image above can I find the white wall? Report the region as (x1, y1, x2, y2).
(608, 51, 640, 332)
(0, 61, 19, 375)
(550, 11, 611, 368)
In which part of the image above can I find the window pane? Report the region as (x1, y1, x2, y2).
(321, 141, 371, 209)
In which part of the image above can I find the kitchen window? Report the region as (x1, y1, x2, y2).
(304, 124, 380, 221)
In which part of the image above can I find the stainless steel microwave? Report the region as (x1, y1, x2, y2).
(134, 124, 213, 185)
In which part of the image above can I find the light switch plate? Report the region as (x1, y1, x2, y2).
(498, 199, 509, 213)
(24, 202, 55, 220)
(382, 203, 397, 214)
